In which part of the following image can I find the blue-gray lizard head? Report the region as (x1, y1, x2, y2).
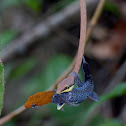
(52, 92, 70, 104)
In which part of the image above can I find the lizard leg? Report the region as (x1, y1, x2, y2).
(69, 70, 83, 87)
(88, 91, 99, 101)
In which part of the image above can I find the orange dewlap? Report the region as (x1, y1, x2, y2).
(25, 91, 55, 108)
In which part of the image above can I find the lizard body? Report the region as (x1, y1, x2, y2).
(25, 56, 99, 109)
(52, 57, 99, 107)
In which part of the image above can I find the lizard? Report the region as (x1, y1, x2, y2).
(52, 56, 99, 110)
(25, 56, 99, 109)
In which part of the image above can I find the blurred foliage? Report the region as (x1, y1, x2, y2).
(75, 83, 126, 126)
(99, 119, 125, 126)
(0, 29, 18, 49)
(0, 0, 126, 125)
(3, 54, 126, 126)
(9, 57, 38, 80)
(12, 54, 125, 126)
(4, 63, 14, 80)
(51, 0, 77, 13)
(24, 0, 42, 12)
(0, 0, 79, 14)
(0, 51, 5, 115)
(104, 1, 121, 16)
(88, 82, 126, 115)
(0, 0, 20, 11)
(23, 54, 72, 97)
(0, 0, 42, 13)
(21, 82, 126, 126)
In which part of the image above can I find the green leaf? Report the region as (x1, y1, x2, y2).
(0, 57, 5, 116)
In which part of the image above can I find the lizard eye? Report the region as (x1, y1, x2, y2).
(64, 86, 69, 90)
(53, 94, 57, 98)
(32, 104, 36, 107)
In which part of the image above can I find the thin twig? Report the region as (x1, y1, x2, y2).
(86, 0, 106, 42)
(56, 0, 87, 93)
(56, 0, 107, 91)
(0, 82, 58, 126)
(74, 0, 87, 73)
(0, 106, 26, 126)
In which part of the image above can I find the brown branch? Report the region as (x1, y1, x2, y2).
(86, 0, 106, 42)
(0, 82, 58, 126)
(56, 0, 106, 93)
(50, 59, 76, 91)
(0, 106, 26, 126)
(0, 1, 85, 124)
(56, 0, 107, 93)
(56, 0, 87, 93)
(74, 0, 87, 73)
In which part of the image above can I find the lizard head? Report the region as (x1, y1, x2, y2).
(52, 92, 69, 110)
(25, 91, 55, 108)
(53, 85, 74, 110)
(52, 91, 70, 103)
